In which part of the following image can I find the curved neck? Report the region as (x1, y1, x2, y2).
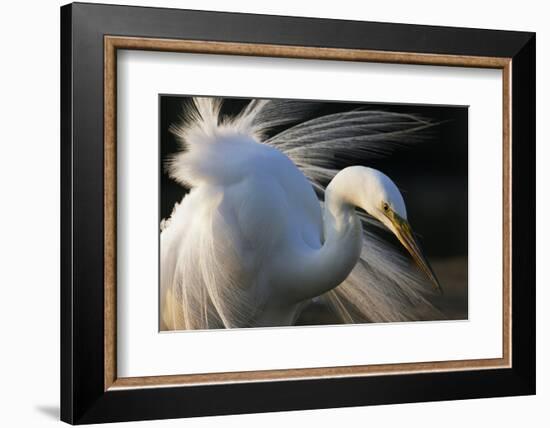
(290, 172, 364, 301)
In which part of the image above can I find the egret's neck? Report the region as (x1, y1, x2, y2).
(290, 170, 364, 301)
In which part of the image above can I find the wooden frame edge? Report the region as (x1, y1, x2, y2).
(106, 35, 511, 68)
(103, 35, 513, 391)
(502, 61, 513, 369)
(110, 358, 508, 390)
(104, 36, 117, 390)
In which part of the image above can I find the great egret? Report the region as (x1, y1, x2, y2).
(160, 97, 442, 330)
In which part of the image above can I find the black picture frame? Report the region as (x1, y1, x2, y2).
(61, 2, 535, 424)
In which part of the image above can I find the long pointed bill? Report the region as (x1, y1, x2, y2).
(391, 215, 442, 294)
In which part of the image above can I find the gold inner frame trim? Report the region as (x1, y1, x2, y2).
(104, 35, 512, 391)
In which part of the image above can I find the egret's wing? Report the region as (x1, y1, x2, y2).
(248, 99, 322, 136)
(161, 97, 324, 330)
(259, 106, 442, 323)
(161, 184, 266, 331)
(266, 110, 432, 187)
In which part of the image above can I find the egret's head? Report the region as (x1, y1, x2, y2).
(351, 166, 442, 293)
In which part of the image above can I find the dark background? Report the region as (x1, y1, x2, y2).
(160, 95, 468, 320)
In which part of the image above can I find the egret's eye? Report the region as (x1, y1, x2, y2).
(383, 203, 389, 212)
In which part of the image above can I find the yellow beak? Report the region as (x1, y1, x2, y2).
(390, 213, 442, 294)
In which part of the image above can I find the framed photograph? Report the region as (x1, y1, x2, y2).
(60, 2, 535, 424)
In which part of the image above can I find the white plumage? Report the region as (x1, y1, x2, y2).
(160, 97, 441, 330)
